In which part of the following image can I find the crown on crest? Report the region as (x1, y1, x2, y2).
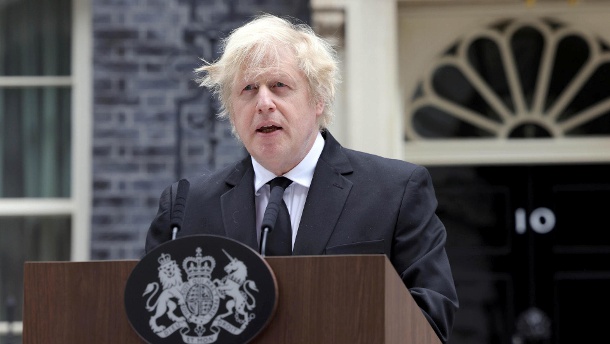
(182, 247, 215, 280)
(157, 253, 174, 267)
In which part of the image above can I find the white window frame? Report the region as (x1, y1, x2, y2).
(0, 0, 92, 336)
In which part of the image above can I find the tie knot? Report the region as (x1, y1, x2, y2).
(268, 176, 293, 190)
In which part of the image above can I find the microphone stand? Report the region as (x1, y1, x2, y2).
(260, 226, 271, 257)
(170, 179, 190, 240)
(260, 184, 284, 257)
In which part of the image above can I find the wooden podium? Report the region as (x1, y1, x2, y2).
(23, 255, 440, 344)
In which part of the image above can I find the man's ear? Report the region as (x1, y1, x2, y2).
(315, 101, 325, 117)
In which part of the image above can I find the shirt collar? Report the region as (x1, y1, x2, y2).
(253, 132, 325, 192)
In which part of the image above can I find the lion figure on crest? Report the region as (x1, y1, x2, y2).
(143, 253, 186, 333)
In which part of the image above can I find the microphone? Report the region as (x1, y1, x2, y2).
(171, 179, 190, 240)
(259, 184, 284, 256)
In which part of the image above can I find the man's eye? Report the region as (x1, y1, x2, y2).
(274, 82, 286, 88)
(243, 84, 254, 91)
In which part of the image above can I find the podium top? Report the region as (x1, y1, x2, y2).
(23, 255, 440, 344)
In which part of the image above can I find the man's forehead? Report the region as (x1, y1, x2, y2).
(237, 48, 300, 80)
(238, 64, 299, 82)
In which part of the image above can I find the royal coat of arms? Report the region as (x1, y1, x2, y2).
(125, 235, 277, 344)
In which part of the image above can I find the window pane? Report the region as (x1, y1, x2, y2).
(406, 18, 610, 140)
(1, 87, 71, 198)
(0, 334, 21, 344)
(0, 216, 71, 325)
(0, 0, 71, 76)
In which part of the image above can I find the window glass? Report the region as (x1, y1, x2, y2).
(1, 87, 71, 198)
(0, 216, 71, 324)
(0, 0, 71, 76)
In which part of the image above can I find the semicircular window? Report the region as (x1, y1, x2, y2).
(405, 18, 610, 140)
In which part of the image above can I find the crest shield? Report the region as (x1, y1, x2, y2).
(125, 235, 278, 344)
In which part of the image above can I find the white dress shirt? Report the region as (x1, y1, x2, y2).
(252, 132, 325, 249)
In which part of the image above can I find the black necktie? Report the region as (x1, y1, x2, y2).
(264, 177, 293, 256)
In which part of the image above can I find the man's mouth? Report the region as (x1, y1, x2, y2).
(257, 125, 282, 133)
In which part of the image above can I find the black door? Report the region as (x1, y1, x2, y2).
(429, 164, 610, 344)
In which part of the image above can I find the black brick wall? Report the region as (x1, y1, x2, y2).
(91, 0, 311, 259)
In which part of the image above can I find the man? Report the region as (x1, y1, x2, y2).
(146, 14, 458, 343)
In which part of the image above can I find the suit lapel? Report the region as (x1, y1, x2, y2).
(293, 131, 353, 255)
(220, 157, 259, 251)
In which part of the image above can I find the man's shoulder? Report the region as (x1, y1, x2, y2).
(186, 157, 251, 188)
(342, 147, 422, 172)
(321, 130, 422, 175)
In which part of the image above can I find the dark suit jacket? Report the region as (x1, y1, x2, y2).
(146, 130, 459, 343)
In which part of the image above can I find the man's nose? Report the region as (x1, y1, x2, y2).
(256, 86, 276, 114)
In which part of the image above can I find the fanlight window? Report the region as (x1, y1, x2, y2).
(406, 18, 610, 140)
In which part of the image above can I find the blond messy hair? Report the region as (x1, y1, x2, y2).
(195, 13, 340, 130)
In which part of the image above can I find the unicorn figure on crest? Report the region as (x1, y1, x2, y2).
(214, 250, 258, 324)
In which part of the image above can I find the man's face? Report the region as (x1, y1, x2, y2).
(230, 53, 324, 175)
